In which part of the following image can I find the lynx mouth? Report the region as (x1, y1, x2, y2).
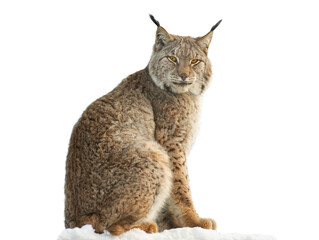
(172, 82, 193, 87)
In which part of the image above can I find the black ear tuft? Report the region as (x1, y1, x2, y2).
(210, 19, 223, 32)
(149, 14, 160, 27)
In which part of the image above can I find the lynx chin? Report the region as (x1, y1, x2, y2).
(64, 14, 222, 236)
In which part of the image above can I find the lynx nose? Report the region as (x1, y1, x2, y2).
(179, 73, 188, 81)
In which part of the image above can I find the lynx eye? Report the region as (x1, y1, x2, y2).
(191, 59, 200, 65)
(168, 56, 177, 63)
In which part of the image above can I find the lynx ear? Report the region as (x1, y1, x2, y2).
(156, 27, 174, 46)
(149, 14, 174, 48)
(197, 19, 222, 54)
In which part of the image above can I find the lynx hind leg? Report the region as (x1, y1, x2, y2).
(103, 141, 172, 235)
(77, 214, 105, 233)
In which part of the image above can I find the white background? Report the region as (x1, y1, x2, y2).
(0, 0, 318, 239)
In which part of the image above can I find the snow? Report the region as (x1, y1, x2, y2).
(58, 225, 276, 240)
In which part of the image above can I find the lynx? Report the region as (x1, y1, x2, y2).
(64, 15, 222, 235)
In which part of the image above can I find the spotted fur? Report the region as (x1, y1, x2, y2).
(64, 17, 221, 235)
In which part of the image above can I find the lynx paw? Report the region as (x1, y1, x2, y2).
(199, 218, 217, 230)
(136, 222, 158, 234)
(108, 221, 158, 236)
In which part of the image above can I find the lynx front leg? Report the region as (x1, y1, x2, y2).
(166, 142, 216, 230)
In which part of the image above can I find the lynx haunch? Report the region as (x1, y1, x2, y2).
(65, 15, 222, 235)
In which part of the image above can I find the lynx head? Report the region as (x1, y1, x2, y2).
(148, 15, 222, 95)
